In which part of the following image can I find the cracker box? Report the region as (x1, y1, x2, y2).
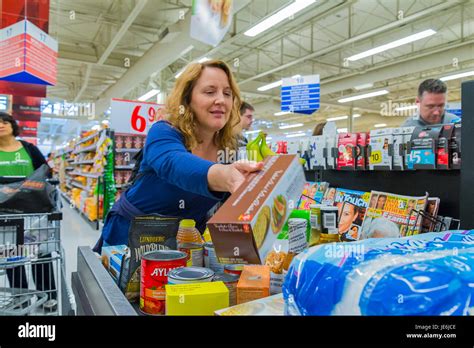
(236, 265, 271, 304)
(208, 155, 305, 264)
(101, 245, 128, 283)
(215, 293, 284, 316)
(437, 124, 455, 170)
(369, 128, 394, 170)
(308, 135, 326, 169)
(165, 282, 229, 316)
(337, 133, 357, 170)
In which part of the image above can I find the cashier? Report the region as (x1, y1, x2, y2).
(401, 79, 460, 127)
(96, 60, 263, 249)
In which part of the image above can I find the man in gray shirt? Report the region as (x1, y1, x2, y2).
(402, 79, 460, 127)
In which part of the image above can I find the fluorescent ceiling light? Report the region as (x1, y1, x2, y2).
(198, 57, 211, 63)
(440, 70, 474, 81)
(274, 111, 292, 116)
(337, 128, 348, 133)
(286, 132, 307, 138)
(338, 90, 389, 103)
(244, 0, 316, 37)
(258, 80, 282, 91)
(374, 123, 387, 128)
(347, 29, 436, 61)
(354, 83, 374, 90)
(394, 105, 417, 112)
(292, 74, 301, 78)
(266, 136, 273, 140)
(175, 69, 184, 79)
(353, 114, 361, 118)
(279, 123, 304, 129)
(245, 129, 261, 134)
(138, 89, 160, 101)
(327, 115, 348, 121)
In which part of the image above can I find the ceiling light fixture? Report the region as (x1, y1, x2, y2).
(346, 29, 436, 61)
(286, 132, 307, 138)
(440, 70, 474, 81)
(274, 111, 292, 116)
(338, 90, 389, 103)
(244, 0, 316, 37)
(354, 83, 374, 90)
(258, 80, 283, 91)
(138, 89, 160, 101)
(279, 123, 304, 129)
(374, 123, 387, 128)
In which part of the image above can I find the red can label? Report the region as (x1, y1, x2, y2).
(140, 253, 186, 315)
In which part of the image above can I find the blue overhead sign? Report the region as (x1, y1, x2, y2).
(281, 74, 320, 115)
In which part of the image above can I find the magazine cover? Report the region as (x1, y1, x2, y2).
(422, 197, 440, 232)
(321, 186, 337, 206)
(297, 182, 329, 209)
(360, 190, 428, 239)
(333, 188, 370, 241)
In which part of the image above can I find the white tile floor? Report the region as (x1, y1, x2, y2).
(60, 198, 101, 288)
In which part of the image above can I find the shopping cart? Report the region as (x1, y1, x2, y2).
(0, 178, 76, 316)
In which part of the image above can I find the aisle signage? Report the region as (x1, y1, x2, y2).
(0, 19, 58, 86)
(190, 0, 233, 47)
(110, 98, 165, 135)
(281, 74, 320, 115)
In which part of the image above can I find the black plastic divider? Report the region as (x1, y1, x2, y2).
(305, 169, 460, 218)
(460, 80, 474, 229)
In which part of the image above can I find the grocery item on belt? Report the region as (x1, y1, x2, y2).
(204, 242, 224, 273)
(213, 272, 239, 307)
(237, 265, 271, 305)
(178, 243, 204, 267)
(215, 293, 284, 316)
(208, 155, 305, 264)
(223, 264, 245, 276)
(140, 250, 187, 315)
(165, 281, 229, 316)
(120, 214, 181, 301)
(167, 267, 214, 285)
(101, 245, 128, 284)
(283, 230, 474, 315)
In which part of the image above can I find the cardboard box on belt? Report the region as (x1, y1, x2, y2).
(207, 155, 305, 265)
(236, 265, 270, 304)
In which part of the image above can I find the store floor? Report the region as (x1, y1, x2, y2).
(60, 198, 101, 288)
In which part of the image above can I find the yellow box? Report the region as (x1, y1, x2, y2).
(165, 282, 229, 316)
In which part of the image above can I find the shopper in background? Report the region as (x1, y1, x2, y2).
(312, 122, 326, 136)
(0, 112, 55, 300)
(237, 101, 254, 146)
(0, 112, 49, 177)
(97, 60, 263, 248)
(401, 79, 460, 127)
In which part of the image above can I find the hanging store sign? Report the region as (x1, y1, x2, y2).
(281, 74, 320, 115)
(110, 98, 165, 135)
(0, 19, 58, 86)
(190, 0, 233, 47)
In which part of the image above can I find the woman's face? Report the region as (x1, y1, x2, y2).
(0, 120, 14, 138)
(190, 67, 233, 135)
(339, 204, 358, 233)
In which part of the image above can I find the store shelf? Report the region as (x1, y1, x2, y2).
(115, 148, 141, 153)
(71, 182, 93, 191)
(70, 172, 101, 178)
(76, 132, 100, 146)
(115, 165, 134, 170)
(74, 144, 97, 154)
(72, 160, 94, 165)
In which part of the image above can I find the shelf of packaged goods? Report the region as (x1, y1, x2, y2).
(66, 183, 73, 190)
(70, 172, 101, 179)
(72, 160, 95, 165)
(114, 165, 134, 170)
(74, 144, 97, 154)
(65, 167, 74, 171)
(71, 182, 94, 192)
(115, 148, 141, 153)
(76, 132, 100, 146)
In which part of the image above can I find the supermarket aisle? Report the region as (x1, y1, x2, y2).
(60, 198, 101, 287)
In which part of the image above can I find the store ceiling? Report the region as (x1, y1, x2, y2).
(40, 0, 474, 147)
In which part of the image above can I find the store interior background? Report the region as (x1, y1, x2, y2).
(35, 0, 473, 154)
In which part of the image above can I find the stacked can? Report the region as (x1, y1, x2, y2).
(203, 242, 224, 273)
(283, 218, 308, 276)
(213, 272, 239, 307)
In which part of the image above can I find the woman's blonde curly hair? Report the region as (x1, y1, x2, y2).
(166, 59, 241, 151)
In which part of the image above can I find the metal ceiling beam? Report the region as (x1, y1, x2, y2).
(238, 0, 465, 86)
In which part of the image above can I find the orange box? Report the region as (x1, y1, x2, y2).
(237, 265, 270, 305)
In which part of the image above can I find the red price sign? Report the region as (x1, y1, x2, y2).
(111, 99, 165, 135)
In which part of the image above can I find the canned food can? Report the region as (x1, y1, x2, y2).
(213, 272, 239, 307)
(140, 250, 187, 315)
(178, 242, 204, 267)
(167, 267, 214, 285)
(288, 218, 308, 254)
(203, 242, 224, 273)
(223, 264, 245, 276)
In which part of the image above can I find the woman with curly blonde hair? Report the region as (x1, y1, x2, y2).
(97, 60, 263, 248)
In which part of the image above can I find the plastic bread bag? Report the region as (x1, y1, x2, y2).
(282, 230, 474, 316)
